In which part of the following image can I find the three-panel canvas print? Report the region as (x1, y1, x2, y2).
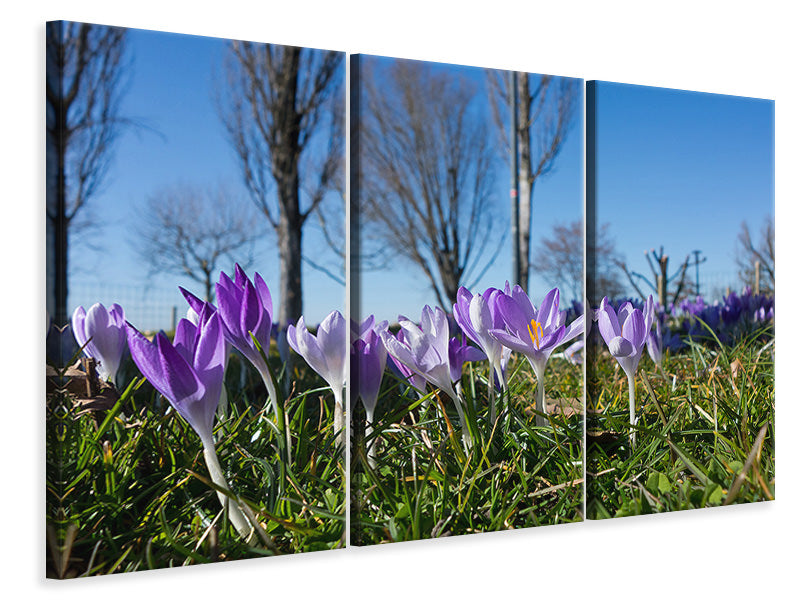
(45, 21, 774, 577)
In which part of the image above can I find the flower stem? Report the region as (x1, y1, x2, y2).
(488, 376, 496, 425)
(262, 372, 292, 465)
(627, 372, 637, 448)
(332, 388, 345, 452)
(201, 437, 252, 541)
(535, 381, 547, 427)
(454, 382, 472, 451)
(365, 409, 376, 468)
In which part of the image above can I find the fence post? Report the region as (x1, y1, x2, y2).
(754, 260, 761, 294)
(657, 254, 668, 306)
(171, 306, 177, 332)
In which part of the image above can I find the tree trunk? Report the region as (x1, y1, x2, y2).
(48, 21, 69, 328)
(54, 135, 69, 328)
(203, 269, 213, 303)
(518, 74, 533, 292)
(276, 176, 303, 327)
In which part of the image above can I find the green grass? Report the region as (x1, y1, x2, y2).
(351, 355, 584, 545)
(587, 324, 775, 518)
(46, 351, 344, 578)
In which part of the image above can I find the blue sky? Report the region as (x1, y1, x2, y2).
(593, 82, 774, 299)
(68, 27, 345, 331)
(67, 28, 773, 331)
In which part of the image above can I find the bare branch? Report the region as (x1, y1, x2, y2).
(534, 220, 626, 301)
(360, 59, 501, 308)
(488, 71, 579, 290)
(132, 184, 262, 302)
(218, 42, 344, 322)
(735, 217, 775, 293)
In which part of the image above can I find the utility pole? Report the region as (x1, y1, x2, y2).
(510, 71, 520, 286)
(692, 249, 705, 298)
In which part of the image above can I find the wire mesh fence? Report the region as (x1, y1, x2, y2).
(67, 281, 184, 333)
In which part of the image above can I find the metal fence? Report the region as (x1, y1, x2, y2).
(67, 281, 183, 333)
(698, 271, 740, 300)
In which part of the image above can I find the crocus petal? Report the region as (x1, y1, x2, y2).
(192, 313, 226, 419)
(179, 287, 207, 318)
(316, 310, 347, 391)
(537, 327, 566, 352)
(109, 303, 126, 328)
(216, 279, 243, 339)
(618, 302, 635, 328)
(537, 287, 560, 329)
(234, 263, 248, 288)
(356, 315, 376, 338)
(646, 331, 662, 366)
(509, 285, 537, 323)
(596, 298, 621, 346)
(240, 280, 266, 341)
(564, 340, 584, 365)
(608, 336, 635, 358)
(193, 312, 226, 376)
(379, 328, 418, 370)
(356, 331, 387, 417)
(254, 272, 273, 317)
(489, 328, 537, 356)
(621, 308, 646, 349)
(288, 317, 329, 380)
(71, 306, 88, 348)
(81, 303, 126, 381)
(495, 293, 532, 338)
(561, 313, 585, 345)
(173, 319, 197, 365)
(127, 325, 209, 435)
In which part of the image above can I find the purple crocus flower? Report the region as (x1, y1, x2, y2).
(596, 295, 654, 380)
(448, 335, 487, 384)
(489, 286, 584, 426)
(453, 286, 508, 421)
(352, 324, 388, 465)
(287, 310, 348, 441)
(386, 326, 428, 397)
(379, 305, 473, 448)
(646, 319, 663, 367)
(72, 303, 127, 384)
(562, 339, 584, 366)
(379, 306, 457, 402)
(494, 345, 512, 390)
(214, 265, 278, 411)
(126, 308, 251, 539)
(353, 329, 387, 421)
(596, 295, 655, 445)
(351, 317, 388, 419)
(127, 306, 225, 445)
(180, 286, 233, 417)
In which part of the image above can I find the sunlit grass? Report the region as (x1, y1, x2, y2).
(351, 355, 584, 544)
(46, 351, 344, 577)
(587, 323, 774, 518)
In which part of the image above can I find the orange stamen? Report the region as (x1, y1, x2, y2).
(527, 319, 543, 348)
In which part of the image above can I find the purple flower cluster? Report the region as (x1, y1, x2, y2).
(365, 284, 585, 437)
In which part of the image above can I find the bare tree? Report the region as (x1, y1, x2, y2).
(46, 22, 128, 325)
(219, 42, 343, 325)
(132, 185, 261, 301)
(488, 72, 579, 291)
(304, 88, 346, 284)
(735, 217, 774, 294)
(617, 246, 696, 305)
(360, 59, 504, 309)
(533, 220, 626, 301)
